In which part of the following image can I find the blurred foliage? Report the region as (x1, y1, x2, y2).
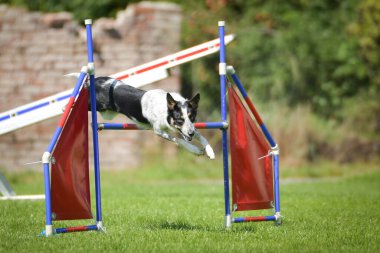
(180, 0, 380, 120)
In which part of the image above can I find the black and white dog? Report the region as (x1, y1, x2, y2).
(89, 77, 215, 159)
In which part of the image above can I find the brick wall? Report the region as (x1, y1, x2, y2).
(0, 2, 182, 171)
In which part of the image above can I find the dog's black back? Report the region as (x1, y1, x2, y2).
(113, 83, 148, 124)
(89, 77, 149, 124)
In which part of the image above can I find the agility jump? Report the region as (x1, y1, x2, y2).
(98, 21, 282, 227)
(40, 20, 281, 236)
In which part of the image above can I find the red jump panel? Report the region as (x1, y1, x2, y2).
(51, 89, 92, 220)
(228, 87, 274, 211)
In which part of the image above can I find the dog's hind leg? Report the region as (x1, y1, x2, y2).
(193, 130, 215, 159)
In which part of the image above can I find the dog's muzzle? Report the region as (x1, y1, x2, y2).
(178, 128, 194, 142)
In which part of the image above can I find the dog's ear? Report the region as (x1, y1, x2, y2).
(188, 93, 200, 109)
(167, 93, 176, 110)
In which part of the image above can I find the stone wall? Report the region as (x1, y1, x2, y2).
(0, 2, 182, 171)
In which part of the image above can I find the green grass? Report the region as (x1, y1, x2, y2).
(1, 164, 380, 252)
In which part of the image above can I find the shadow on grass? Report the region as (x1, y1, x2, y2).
(229, 224, 258, 233)
(146, 219, 258, 233)
(149, 220, 202, 231)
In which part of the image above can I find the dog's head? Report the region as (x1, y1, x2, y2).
(166, 93, 200, 141)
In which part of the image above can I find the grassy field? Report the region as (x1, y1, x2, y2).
(1, 160, 379, 252)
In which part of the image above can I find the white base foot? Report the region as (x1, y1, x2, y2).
(275, 212, 282, 226)
(45, 225, 53, 237)
(225, 215, 232, 228)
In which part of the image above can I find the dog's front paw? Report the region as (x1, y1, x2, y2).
(205, 145, 215, 159)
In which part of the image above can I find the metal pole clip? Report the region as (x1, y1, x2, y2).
(258, 144, 279, 160)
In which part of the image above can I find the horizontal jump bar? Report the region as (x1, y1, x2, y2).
(98, 122, 228, 131)
(55, 224, 99, 234)
(40, 224, 99, 236)
(232, 215, 276, 223)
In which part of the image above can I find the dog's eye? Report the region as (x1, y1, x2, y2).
(188, 113, 196, 123)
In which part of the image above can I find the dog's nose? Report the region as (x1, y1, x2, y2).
(189, 131, 195, 137)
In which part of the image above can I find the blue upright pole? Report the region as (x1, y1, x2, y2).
(218, 21, 231, 228)
(42, 162, 52, 236)
(273, 154, 281, 225)
(85, 19, 103, 229)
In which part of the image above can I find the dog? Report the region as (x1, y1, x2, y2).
(88, 76, 215, 159)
